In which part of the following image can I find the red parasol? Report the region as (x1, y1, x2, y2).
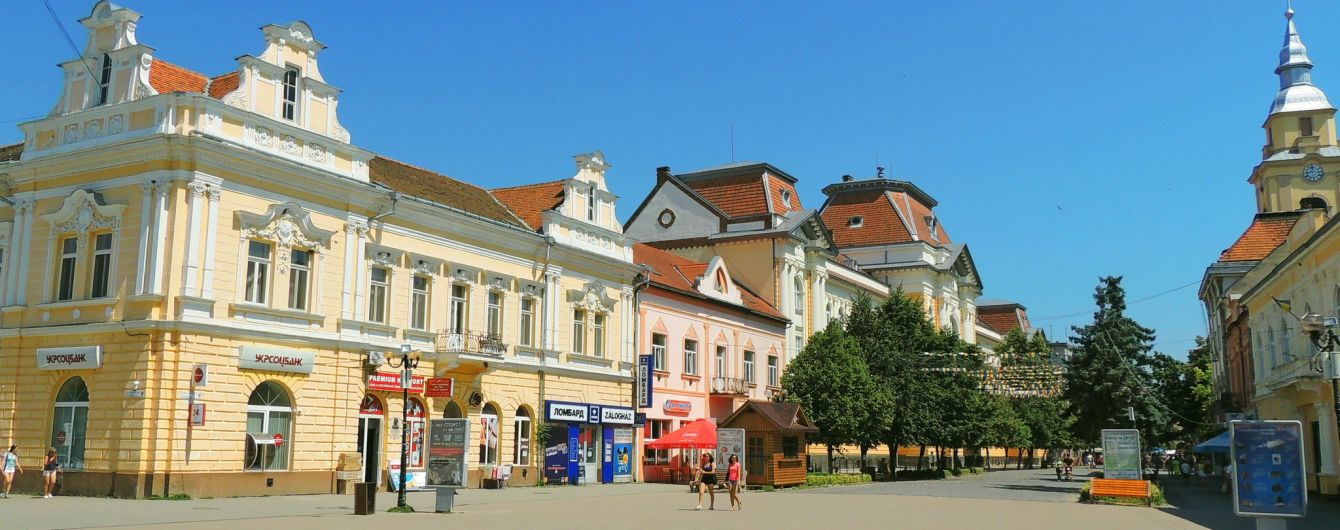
(646, 418, 718, 449)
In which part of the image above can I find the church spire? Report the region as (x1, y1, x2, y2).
(1269, 3, 1333, 115)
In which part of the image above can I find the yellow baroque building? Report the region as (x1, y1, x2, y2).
(0, 2, 640, 498)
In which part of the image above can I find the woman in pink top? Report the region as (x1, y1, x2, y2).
(727, 454, 743, 511)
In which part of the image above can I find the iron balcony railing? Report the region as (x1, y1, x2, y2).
(434, 330, 508, 356)
(710, 376, 750, 395)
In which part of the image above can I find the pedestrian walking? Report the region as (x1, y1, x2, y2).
(727, 454, 742, 511)
(2, 445, 21, 498)
(42, 448, 59, 498)
(1179, 458, 1192, 485)
(695, 453, 716, 511)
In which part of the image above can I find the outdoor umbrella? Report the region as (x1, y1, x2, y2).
(646, 418, 718, 449)
(1193, 430, 1230, 453)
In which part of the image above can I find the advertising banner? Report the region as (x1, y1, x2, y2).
(426, 419, 469, 488)
(1231, 420, 1307, 518)
(716, 428, 745, 470)
(544, 432, 570, 484)
(637, 355, 654, 408)
(613, 427, 634, 483)
(367, 371, 426, 392)
(1100, 429, 1142, 480)
(388, 463, 426, 491)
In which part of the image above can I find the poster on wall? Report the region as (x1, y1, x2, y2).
(716, 428, 745, 470)
(544, 431, 570, 484)
(613, 428, 634, 483)
(426, 419, 469, 488)
(1099, 429, 1142, 480)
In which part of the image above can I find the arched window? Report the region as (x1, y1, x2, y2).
(443, 400, 464, 419)
(715, 268, 727, 292)
(52, 377, 90, 470)
(479, 403, 500, 465)
(513, 406, 532, 466)
(1301, 197, 1328, 211)
(246, 381, 292, 471)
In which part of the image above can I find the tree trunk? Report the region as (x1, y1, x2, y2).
(827, 444, 834, 474)
(984, 447, 991, 470)
(891, 444, 900, 480)
(953, 447, 961, 470)
(860, 444, 868, 476)
(917, 444, 927, 471)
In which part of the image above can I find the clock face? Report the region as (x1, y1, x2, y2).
(1304, 163, 1325, 182)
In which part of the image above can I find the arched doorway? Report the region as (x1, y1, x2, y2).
(357, 394, 385, 484)
(52, 377, 90, 469)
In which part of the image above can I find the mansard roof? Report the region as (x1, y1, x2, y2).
(367, 157, 529, 230)
(1219, 211, 1305, 262)
(491, 180, 566, 232)
(675, 162, 802, 218)
(819, 176, 950, 249)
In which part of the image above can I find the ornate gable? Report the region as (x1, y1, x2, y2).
(237, 202, 335, 273)
(567, 280, 616, 312)
(41, 189, 127, 247)
(695, 256, 743, 305)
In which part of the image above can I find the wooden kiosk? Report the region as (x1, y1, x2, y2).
(718, 400, 818, 488)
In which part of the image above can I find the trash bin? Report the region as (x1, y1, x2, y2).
(354, 482, 377, 515)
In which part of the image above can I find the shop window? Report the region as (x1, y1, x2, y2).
(519, 297, 535, 346)
(743, 350, 755, 384)
(643, 420, 671, 465)
(487, 291, 502, 338)
(52, 377, 89, 470)
(368, 266, 389, 323)
(55, 237, 77, 302)
(89, 233, 113, 298)
(245, 381, 292, 471)
(479, 403, 499, 465)
(513, 406, 532, 466)
(767, 355, 779, 387)
(592, 313, 606, 357)
(572, 309, 587, 354)
(98, 53, 112, 105)
(449, 284, 468, 334)
(410, 275, 430, 330)
(651, 333, 667, 371)
(443, 400, 464, 419)
(288, 249, 312, 311)
(683, 339, 698, 375)
(407, 398, 426, 468)
(782, 436, 799, 458)
(281, 66, 299, 121)
(244, 240, 272, 304)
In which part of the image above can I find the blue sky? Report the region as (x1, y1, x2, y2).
(2, 1, 1330, 358)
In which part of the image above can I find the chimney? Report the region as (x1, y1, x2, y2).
(656, 166, 672, 184)
(841, 175, 854, 182)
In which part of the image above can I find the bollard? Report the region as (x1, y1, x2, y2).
(435, 487, 458, 513)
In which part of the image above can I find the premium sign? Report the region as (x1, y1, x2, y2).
(36, 346, 102, 370)
(636, 355, 654, 408)
(1100, 429, 1142, 480)
(601, 406, 635, 425)
(368, 371, 426, 392)
(546, 401, 589, 423)
(238, 346, 314, 374)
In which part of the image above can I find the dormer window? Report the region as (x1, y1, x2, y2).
(714, 268, 727, 292)
(780, 189, 792, 205)
(847, 216, 863, 228)
(98, 54, 112, 106)
(586, 189, 596, 222)
(282, 66, 300, 121)
(1301, 116, 1314, 137)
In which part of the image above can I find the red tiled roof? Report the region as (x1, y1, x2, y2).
(978, 308, 1022, 334)
(491, 181, 566, 232)
(634, 244, 785, 320)
(686, 174, 772, 217)
(820, 190, 912, 247)
(893, 191, 951, 244)
(208, 72, 239, 99)
(766, 174, 802, 214)
(148, 59, 208, 94)
(1219, 212, 1305, 262)
(367, 157, 528, 229)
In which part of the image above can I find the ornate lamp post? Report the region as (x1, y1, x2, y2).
(1297, 313, 1340, 449)
(386, 344, 421, 509)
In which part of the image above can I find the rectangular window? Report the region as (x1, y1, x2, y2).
(743, 351, 755, 383)
(587, 190, 596, 222)
(651, 333, 667, 371)
(244, 240, 271, 304)
(513, 415, 532, 466)
(782, 436, 799, 458)
(449, 284, 468, 333)
(683, 339, 698, 375)
(410, 275, 429, 330)
(767, 355, 779, 386)
(487, 291, 502, 337)
(715, 345, 727, 377)
(519, 298, 535, 346)
(592, 313, 605, 357)
(98, 54, 112, 105)
(287, 249, 311, 311)
(368, 267, 388, 324)
(1301, 116, 1315, 137)
(572, 309, 586, 354)
(89, 233, 113, 298)
(282, 67, 299, 121)
(56, 237, 78, 302)
(644, 420, 672, 465)
(794, 330, 804, 355)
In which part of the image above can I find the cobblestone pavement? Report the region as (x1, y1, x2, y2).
(798, 467, 1095, 503)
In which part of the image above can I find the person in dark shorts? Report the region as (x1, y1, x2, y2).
(42, 448, 59, 498)
(695, 453, 716, 510)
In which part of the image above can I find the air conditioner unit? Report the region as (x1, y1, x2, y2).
(365, 351, 386, 367)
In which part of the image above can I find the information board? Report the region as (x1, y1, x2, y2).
(426, 419, 469, 488)
(1231, 420, 1307, 518)
(1100, 429, 1142, 480)
(716, 428, 746, 471)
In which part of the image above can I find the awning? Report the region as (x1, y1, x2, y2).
(646, 419, 717, 449)
(1194, 430, 1230, 453)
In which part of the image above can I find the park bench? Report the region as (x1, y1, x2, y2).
(1088, 478, 1152, 506)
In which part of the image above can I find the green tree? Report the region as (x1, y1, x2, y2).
(1064, 276, 1169, 445)
(1149, 338, 1215, 443)
(782, 321, 884, 471)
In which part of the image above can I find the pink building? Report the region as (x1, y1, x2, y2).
(633, 244, 788, 483)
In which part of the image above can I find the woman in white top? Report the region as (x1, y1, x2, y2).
(2, 445, 21, 498)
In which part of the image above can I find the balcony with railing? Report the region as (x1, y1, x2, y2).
(710, 376, 750, 396)
(434, 330, 508, 357)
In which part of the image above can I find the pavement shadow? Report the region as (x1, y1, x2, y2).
(1157, 479, 1340, 530)
(987, 484, 1084, 494)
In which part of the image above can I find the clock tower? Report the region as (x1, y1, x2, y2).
(1251, 6, 1339, 214)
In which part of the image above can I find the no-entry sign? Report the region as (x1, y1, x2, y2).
(193, 365, 209, 386)
(273, 433, 284, 447)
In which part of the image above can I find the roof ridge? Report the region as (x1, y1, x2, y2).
(492, 179, 566, 192)
(153, 58, 208, 79)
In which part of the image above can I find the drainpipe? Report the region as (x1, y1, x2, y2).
(369, 192, 401, 224)
(629, 265, 651, 483)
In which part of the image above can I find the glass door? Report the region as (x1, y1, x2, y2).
(358, 417, 383, 485)
(580, 426, 600, 484)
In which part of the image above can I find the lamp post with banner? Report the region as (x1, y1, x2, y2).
(1297, 312, 1340, 468)
(386, 344, 421, 509)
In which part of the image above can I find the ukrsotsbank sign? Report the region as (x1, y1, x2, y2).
(36, 346, 103, 370)
(238, 346, 315, 374)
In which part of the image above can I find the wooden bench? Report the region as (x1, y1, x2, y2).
(1089, 478, 1152, 506)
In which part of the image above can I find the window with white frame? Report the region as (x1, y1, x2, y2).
(715, 345, 727, 377)
(519, 297, 535, 346)
(767, 355, 779, 386)
(244, 240, 272, 304)
(573, 309, 587, 354)
(449, 284, 468, 333)
(743, 350, 755, 383)
(410, 275, 430, 330)
(513, 407, 532, 466)
(643, 420, 672, 464)
(592, 313, 606, 357)
(368, 267, 389, 323)
(651, 333, 667, 371)
(89, 233, 113, 298)
(288, 249, 312, 311)
(98, 54, 112, 106)
(683, 339, 698, 375)
(246, 381, 292, 471)
(586, 189, 596, 222)
(282, 66, 299, 121)
(55, 237, 77, 302)
(487, 290, 503, 338)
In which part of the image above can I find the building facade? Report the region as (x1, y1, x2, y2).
(0, 2, 637, 498)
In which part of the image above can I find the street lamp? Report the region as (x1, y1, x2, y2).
(1296, 313, 1340, 448)
(385, 344, 421, 510)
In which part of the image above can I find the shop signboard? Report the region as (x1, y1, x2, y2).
(663, 400, 692, 415)
(636, 355, 654, 408)
(367, 371, 426, 392)
(388, 463, 427, 491)
(1100, 429, 1141, 480)
(600, 406, 635, 425)
(1231, 420, 1306, 518)
(426, 418, 470, 488)
(424, 377, 454, 398)
(612, 428, 634, 483)
(716, 428, 745, 470)
(546, 400, 589, 423)
(237, 346, 314, 374)
(36, 346, 102, 370)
